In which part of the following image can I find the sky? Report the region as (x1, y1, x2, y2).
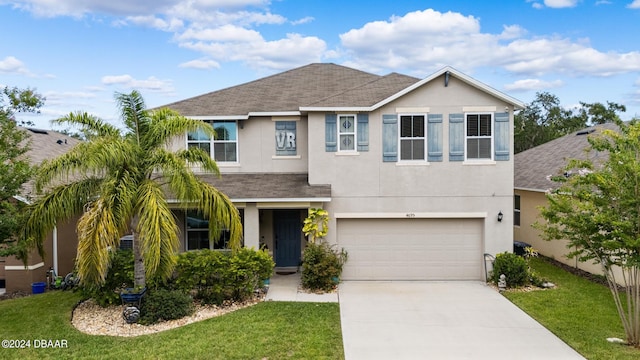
(2, 0, 640, 130)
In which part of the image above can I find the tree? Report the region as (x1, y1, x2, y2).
(576, 101, 626, 125)
(537, 119, 640, 347)
(514, 92, 586, 153)
(20, 90, 242, 288)
(0, 87, 43, 256)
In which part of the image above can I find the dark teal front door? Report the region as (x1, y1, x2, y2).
(274, 210, 302, 267)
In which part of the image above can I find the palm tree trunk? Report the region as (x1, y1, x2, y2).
(131, 216, 145, 287)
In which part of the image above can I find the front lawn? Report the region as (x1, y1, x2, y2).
(0, 292, 343, 359)
(503, 257, 639, 360)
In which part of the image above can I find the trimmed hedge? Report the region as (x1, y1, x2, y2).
(302, 242, 347, 292)
(490, 252, 528, 288)
(174, 248, 274, 305)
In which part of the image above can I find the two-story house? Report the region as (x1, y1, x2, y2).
(162, 63, 525, 281)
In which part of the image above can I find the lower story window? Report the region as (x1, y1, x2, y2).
(514, 195, 521, 227)
(186, 209, 244, 250)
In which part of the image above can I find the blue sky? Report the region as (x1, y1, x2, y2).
(2, 0, 640, 130)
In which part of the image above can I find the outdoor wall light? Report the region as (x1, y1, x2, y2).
(497, 211, 504, 222)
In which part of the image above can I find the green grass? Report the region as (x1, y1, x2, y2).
(0, 292, 344, 360)
(503, 257, 639, 360)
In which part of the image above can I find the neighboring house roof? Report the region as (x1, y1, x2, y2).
(196, 173, 331, 201)
(514, 122, 618, 192)
(161, 63, 525, 117)
(18, 127, 82, 201)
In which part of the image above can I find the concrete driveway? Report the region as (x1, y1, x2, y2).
(339, 281, 585, 360)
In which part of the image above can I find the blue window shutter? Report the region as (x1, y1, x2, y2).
(325, 114, 337, 152)
(382, 114, 398, 162)
(449, 113, 464, 161)
(357, 113, 369, 151)
(427, 114, 443, 162)
(494, 112, 510, 161)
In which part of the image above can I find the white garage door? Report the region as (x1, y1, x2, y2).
(337, 218, 483, 280)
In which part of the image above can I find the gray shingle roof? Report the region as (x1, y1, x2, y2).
(197, 173, 331, 200)
(161, 63, 418, 116)
(514, 122, 618, 191)
(18, 127, 82, 200)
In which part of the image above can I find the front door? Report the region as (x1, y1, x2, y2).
(274, 210, 302, 267)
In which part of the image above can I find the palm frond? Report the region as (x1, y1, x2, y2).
(116, 90, 149, 142)
(135, 180, 180, 280)
(198, 181, 243, 252)
(51, 111, 120, 139)
(35, 138, 134, 193)
(76, 197, 120, 286)
(143, 109, 216, 151)
(21, 177, 103, 259)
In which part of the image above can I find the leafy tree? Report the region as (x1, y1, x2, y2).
(514, 92, 585, 153)
(20, 90, 242, 288)
(537, 119, 640, 347)
(576, 101, 626, 125)
(0, 87, 43, 256)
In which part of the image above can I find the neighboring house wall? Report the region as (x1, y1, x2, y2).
(514, 123, 624, 283)
(2, 129, 81, 293)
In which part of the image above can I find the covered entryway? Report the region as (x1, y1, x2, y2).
(273, 210, 302, 267)
(337, 218, 483, 280)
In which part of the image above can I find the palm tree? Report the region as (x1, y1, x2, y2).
(20, 90, 242, 287)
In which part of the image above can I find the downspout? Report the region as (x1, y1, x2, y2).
(53, 225, 58, 275)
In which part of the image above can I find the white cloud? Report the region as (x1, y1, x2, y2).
(101, 74, 174, 93)
(292, 16, 314, 25)
(544, 0, 579, 8)
(0, 56, 34, 76)
(628, 0, 640, 9)
(338, 9, 640, 78)
(504, 79, 564, 92)
(178, 59, 220, 69)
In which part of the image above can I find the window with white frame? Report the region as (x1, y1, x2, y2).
(187, 120, 238, 162)
(275, 121, 297, 156)
(185, 209, 244, 250)
(338, 114, 356, 151)
(400, 115, 425, 160)
(466, 113, 492, 160)
(514, 194, 521, 227)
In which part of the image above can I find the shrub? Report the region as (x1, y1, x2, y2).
(174, 248, 274, 305)
(301, 242, 348, 292)
(79, 249, 134, 307)
(490, 252, 528, 288)
(139, 288, 194, 325)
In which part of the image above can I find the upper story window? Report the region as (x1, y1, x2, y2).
(275, 121, 297, 156)
(187, 120, 238, 162)
(338, 114, 356, 151)
(466, 113, 493, 160)
(400, 115, 425, 160)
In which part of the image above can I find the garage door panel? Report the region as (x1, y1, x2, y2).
(338, 218, 483, 281)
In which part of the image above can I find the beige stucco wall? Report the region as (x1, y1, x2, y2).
(514, 189, 623, 282)
(307, 74, 514, 257)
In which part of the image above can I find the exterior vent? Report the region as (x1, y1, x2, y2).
(27, 128, 48, 135)
(576, 129, 596, 136)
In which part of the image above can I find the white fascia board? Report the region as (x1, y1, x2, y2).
(188, 115, 250, 120)
(298, 107, 372, 112)
(248, 111, 301, 117)
(167, 197, 331, 204)
(234, 197, 331, 203)
(371, 66, 526, 111)
(514, 187, 547, 193)
(12, 195, 31, 204)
